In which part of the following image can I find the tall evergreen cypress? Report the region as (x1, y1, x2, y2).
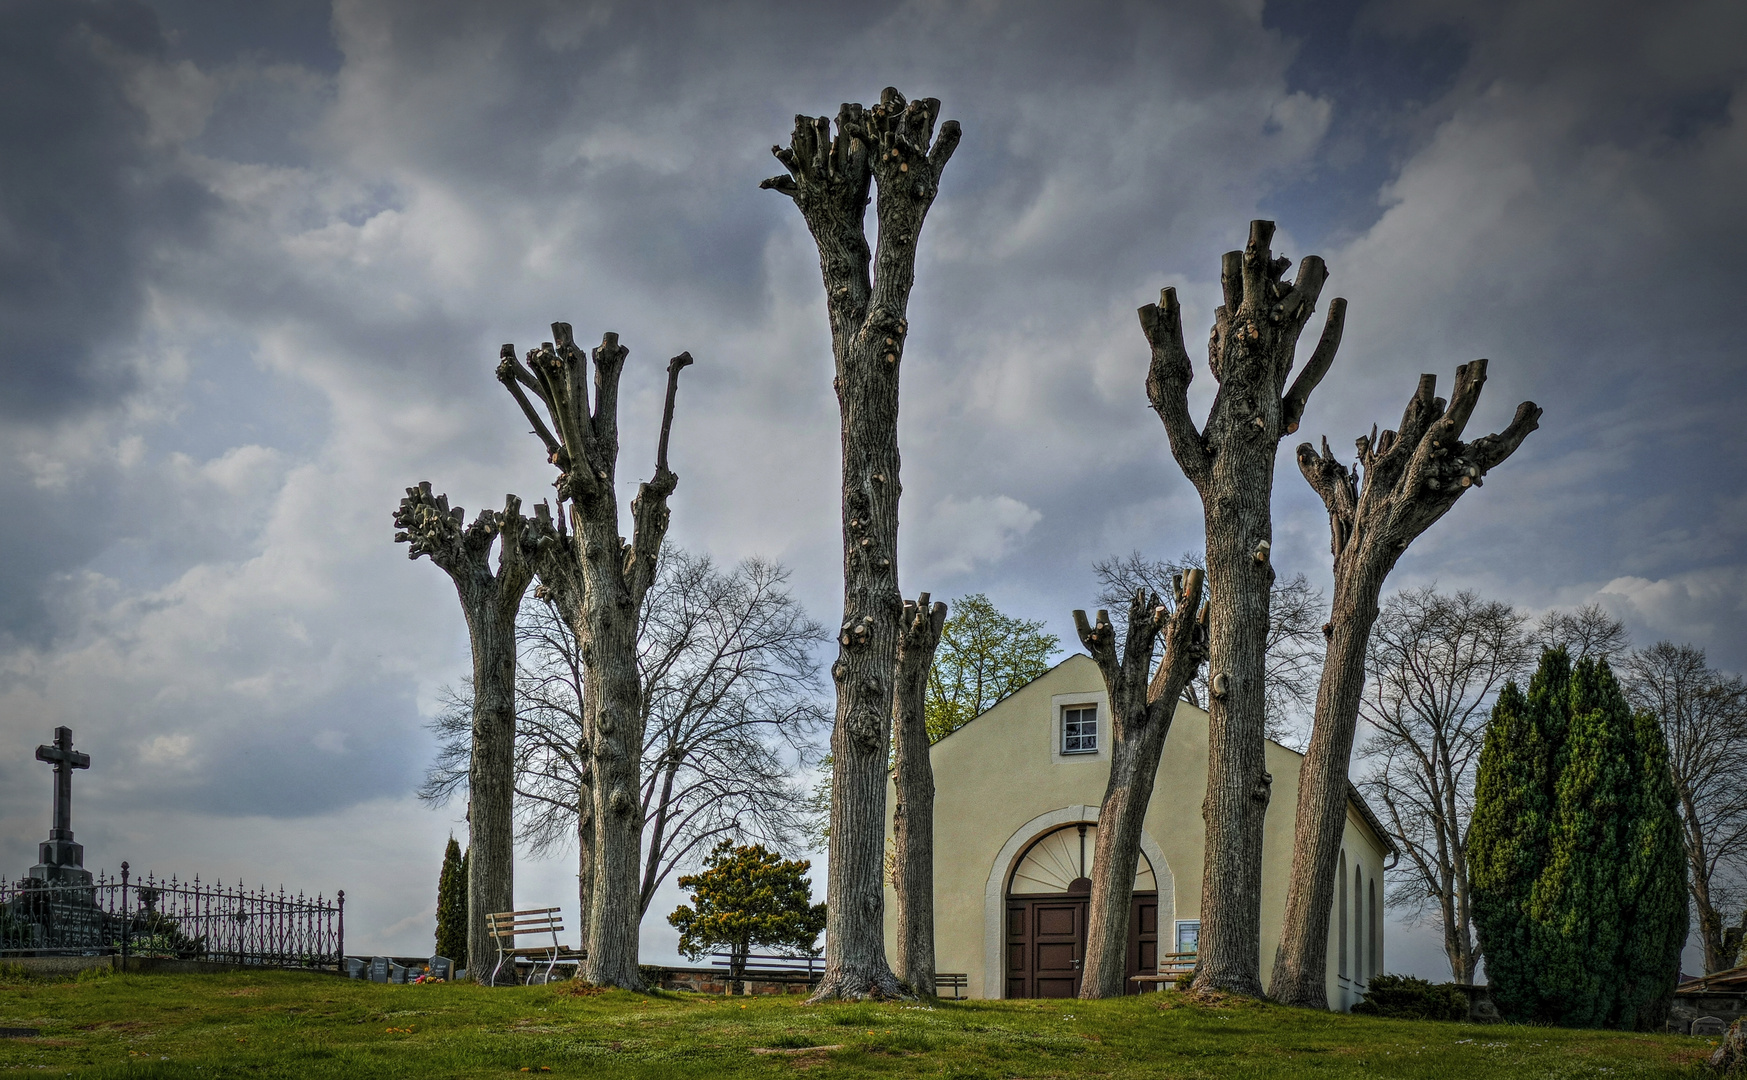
(1471, 649, 1568, 1021)
(1537, 657, 1635, 1026)
(1472, 650, 1689, 1029)
(1615, 707, 1689, 1030)
(436, 837, 468, 963)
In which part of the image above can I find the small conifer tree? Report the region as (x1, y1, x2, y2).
(668, 842, 827, 989)
(435, 836, 468, 964)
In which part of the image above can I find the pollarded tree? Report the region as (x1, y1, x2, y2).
(394, 483, 545, 980)
(495, 323, 691, 991)
(1140, 220, 1344, 995)
(761, 88, 960, 1001)
(891, 594, 947, 997)
(1271, 363, 1541, 1008)
(1074, 570, 1209, 999)
(669, 841, 828, 991)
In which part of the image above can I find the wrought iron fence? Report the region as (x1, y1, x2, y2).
(0, 863, 343, 970)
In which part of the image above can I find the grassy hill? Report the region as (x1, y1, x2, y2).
(0, 967, 1717, 1078)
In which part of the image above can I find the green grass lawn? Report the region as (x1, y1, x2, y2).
(0, 967, 1719, 1078)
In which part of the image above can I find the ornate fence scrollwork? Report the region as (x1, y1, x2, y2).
(2, 865, 342, 970)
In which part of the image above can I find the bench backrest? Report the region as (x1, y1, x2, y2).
(487, 908, 563, 941)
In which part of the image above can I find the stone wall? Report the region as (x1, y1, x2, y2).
(1669, 990, 1747, 1035)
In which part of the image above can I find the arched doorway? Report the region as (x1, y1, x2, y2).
(1004, 823, 1158, 998)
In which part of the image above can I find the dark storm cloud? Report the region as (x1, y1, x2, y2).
(0, 0, 215, 420)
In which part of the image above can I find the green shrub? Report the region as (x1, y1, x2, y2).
(1350, 974, 1470, 1021)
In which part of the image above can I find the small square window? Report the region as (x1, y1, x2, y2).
(1062, 705, 1098, 754)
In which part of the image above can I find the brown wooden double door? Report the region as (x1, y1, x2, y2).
(1005, 892, 1158, 997)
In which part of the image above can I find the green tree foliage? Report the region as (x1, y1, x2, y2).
(925, 593, 1060, 742)
(668, 841, 827, 985)
(1470, 649, 1689, 1028)
(435, 837, 468, 963)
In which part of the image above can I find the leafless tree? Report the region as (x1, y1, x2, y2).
(1140, 219, 1344, 995)
(394, 485, 544, 980)
(891, 594, 947, 997)
(1625, 642, 1747, 974)
(1075, 570, 1209, 998)
(1535, 602, 1630, 661)
(495, 323, 691, 990)
(1271, 363, 1540, 1008)
(1354, 588, 1535, 983)
(762, 88, 960, 1001)
(1094, 550, 1324, 745)
(422, 547, 827, 942)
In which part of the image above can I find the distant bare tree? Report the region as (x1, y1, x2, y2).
(1093, 551, 1324, 744)
(1625, 642, 1747, 974)
(1535, 603, 1629, 661)
(1355, 588, 1536, 983)
(424, 547, 827, 931)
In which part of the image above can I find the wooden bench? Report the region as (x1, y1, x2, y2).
(486, 907, 583, 985)
(708, 950, 822, 990)
(1129, 951, 1198, 990)
(935, 972, 969, 1000)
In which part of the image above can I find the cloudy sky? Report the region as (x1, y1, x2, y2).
(2, 0, 1743, 977)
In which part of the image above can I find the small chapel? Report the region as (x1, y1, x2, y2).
(884, 653, 1396, 1008)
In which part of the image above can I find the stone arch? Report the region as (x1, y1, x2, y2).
(981, 805, 1174, 999)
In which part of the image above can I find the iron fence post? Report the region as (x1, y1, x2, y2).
(336, 890, 345, 973)
(120, 862, 130, 961)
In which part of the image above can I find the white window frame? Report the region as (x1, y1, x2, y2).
(1049, 690, 1110, 764)
(1061, 703, 1099, 755)
(1174, 920, 1200, 954)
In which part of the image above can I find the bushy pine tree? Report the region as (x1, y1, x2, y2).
(1471, 650, 1688, 1029)
(435, 837, 468, 964)
(668, 841, 826, 987)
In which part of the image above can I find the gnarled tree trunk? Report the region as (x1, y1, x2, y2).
(892, 594, 947, 997)
(394, 485, 543, 982)
(1269, 362, 1540, 1008)
(762, 88, 960, 1002)
(496, 325, 691, 990)
(1077, 570, 1209, 999)
(1142, 220, 1345, 996)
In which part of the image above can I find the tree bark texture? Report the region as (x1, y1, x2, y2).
(1269, 363, 1540, 1008)
(496, 325, 691, 990)
(1141, 221, 1342, 996)
(394, 484, 542, 982)
(1076, 570, 1210, 999)
(892, 594, 947, 997)
(762, 88, 960, 1002)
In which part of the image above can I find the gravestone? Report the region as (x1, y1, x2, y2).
(368, 956, 391, 983)
(29, 727, 92, 886)
(389, 962, 410, 984)
(428, 955, 453, 981)
(345, 957, 367, 980)
(1694, 1016, 1729, 1036)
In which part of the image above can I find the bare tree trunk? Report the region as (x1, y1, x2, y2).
(892, 594, 947, 996)
(576, 781, 594, 957)
(1142, 221, 1342, 996)
(497, 325, 692, 990)
(1270, 364, 1539, 1008)
(1078, 571, 1209, 999)
(395, 486, 542, 982)
(762, 88, 959, 1002)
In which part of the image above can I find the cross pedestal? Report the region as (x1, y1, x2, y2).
(30, 726, 92, 886)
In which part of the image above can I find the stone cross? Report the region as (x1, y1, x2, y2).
(30, 726, 92, 885)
